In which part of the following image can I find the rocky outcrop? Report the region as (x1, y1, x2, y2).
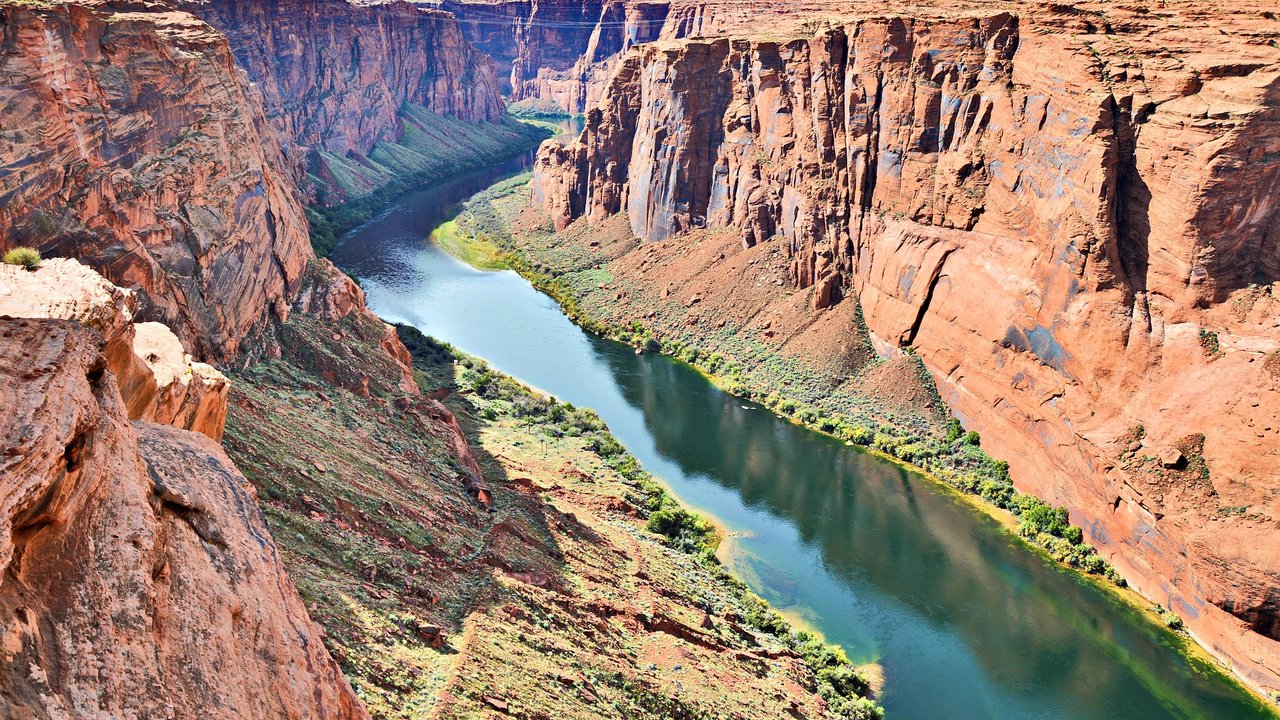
(286, 258, 423, 397)
(0, 3, 311, 363)
(0, 259, 228, 440)
(0, 0, 514, 363)
(190, 0, 504, 161)
(0, 314, 366, 719)
(533, 1, 1280, 696)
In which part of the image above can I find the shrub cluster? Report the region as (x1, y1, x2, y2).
(3, 246, 41, 270)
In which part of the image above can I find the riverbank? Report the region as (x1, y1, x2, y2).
(401, 326, 884, 719)
(219, 259, 882, 719)
(431, 173, 1125, 578)
(429, 173, 1280, 715)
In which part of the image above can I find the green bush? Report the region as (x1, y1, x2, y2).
(646, 507, 714, 553)
(963, 430, 981, 446)
(3, 246, 41, 270)
(586, 434, 625, 458)
(1018, 501, 1070, 538)
(945, 418, 964, 443)
(1158, 607, 1185, 631)
(843, 425, 874, 445)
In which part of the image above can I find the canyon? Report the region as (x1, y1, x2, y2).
(0, 0, 878, 718)
(528, 0, 1280, 700)
(1, 0, 1277, 716)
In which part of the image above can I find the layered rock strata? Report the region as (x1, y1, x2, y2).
(0, 259, 228, 440)
(0, 298, 364, 719)
(0, 0, 510, 362)
(444, 0, 848, 114)
(190, 0, 505, 159)
(0, 2, 311, 363)
(532, 0, 1280, 696)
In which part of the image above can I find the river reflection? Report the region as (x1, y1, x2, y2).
(330, 138, 1273, 719)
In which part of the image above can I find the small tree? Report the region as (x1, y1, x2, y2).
(3, 247, 41, 270)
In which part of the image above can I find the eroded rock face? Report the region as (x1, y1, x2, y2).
(445, 0, 837, 115)
(191, 0, 504, 159)
(446, 0, 673, 114)
(532, 0, 1280, 695)
(0, 316, 366, 719)
(133, 321, 230, 441)
(0, 3, 311, 363)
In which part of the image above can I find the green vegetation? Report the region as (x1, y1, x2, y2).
(1198, 328, 1221, 356)
(424, 341, 883, 719)
(430, 220, 508, 270)
(1158, 606, 1186, 632)
(3, 246, 41, 269)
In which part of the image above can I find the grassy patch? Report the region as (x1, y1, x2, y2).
(3, 246, 41, 269)
(431, 220, 508, 270)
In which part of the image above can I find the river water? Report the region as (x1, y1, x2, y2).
(329, 137, 1272, 719)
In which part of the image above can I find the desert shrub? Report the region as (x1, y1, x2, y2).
(646, 507, 714, 553)
(586, 434, 625, 458)
(3, 246, 41, 270)
(1018, 501, 1070, 538)
(963, 430, 981, 446)
(510, 393, 552, 417)
(945, 418, 964, 443)
(827, 696, 884, 720)
(394, 324, 454, 368)
(1198, 328, 1220, 356)
(1158, 607, 1185, 631)
(978, 479, 1014, 508)
(842, 425, 875, 445)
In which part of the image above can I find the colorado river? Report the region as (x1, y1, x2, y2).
(329, 137, 1272, 719)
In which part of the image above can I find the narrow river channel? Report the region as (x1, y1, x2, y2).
(329, 135, 1273, 719)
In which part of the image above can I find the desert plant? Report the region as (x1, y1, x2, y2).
(3, 246, 41, 270)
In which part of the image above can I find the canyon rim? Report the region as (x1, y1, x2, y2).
(0, 0, 1277, 718)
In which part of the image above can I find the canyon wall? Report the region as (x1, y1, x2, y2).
(533, 1, 1280, 696)
(0, 2, 311, 363)
(0, 0, 510, 362)
(0, 262, 366, 719)
(191, 0, 504, 160)
(445, 0, 673, 114)
(444, 0, 846, 115)
(0, 2, 500, 715)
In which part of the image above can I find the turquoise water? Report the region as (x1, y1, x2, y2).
(329, 145, 1273, 720)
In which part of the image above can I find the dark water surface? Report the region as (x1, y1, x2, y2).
(329, 136, 1272, 719)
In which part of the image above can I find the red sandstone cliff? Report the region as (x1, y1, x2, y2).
(0, 265, 367, 718)
(532, 0, 1280, 696)
(444, 0, 840, 115)
(0, 2, 311, 363)
(0, 3, 498, 714)
(0, 0, 510, 363)
(0, 259, 230, 440)
(191, 0, 504, 159)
